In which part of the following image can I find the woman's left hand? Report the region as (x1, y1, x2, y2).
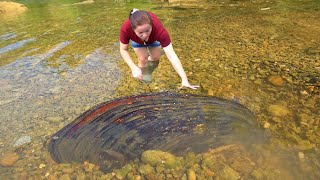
(179, 81, 199, 90)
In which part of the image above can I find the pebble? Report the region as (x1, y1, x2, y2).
(39, 163, 46, 169)
(267, 104, 290, 117)
(13, 136, 32, 147)
(271, 117, 281, 123)
(298, 152, 304, 160)
(207, 89, 214, 96)
(0, 152, 20, 167)
(263, 122, 271, 129)
(267, 76, 286, 86)
(187, 169, 196, 180)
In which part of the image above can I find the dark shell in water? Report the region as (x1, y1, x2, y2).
(46, 92, 264, 171)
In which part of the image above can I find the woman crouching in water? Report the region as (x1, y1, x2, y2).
(119, 8, 199, 89)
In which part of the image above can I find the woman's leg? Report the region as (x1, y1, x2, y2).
(148, 46, 162, 61)
(133, 47, 149, 68)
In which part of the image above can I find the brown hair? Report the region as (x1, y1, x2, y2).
(129, 9, 152, 30)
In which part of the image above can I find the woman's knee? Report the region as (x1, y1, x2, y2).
(137, 56, 148, 67)
(150, 54, 161, 61)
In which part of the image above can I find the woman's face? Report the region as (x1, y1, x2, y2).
(134, 24, 152, 41)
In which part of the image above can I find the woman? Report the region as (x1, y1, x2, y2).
(119, 8, 199, 89)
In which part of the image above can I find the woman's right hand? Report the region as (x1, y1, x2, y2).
(131, 66, 142, 80)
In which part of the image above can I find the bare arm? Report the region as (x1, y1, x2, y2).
(119, 41, 142, 80)
(163, 43, 199, 89)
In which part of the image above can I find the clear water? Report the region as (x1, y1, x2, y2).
(0, 0, 319, 179)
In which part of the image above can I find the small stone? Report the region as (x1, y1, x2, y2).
(219, 165, 240, 180)
(115, 164, 132, 179)
(263, 122, 271, 129)
(84, 161, 95, 172)
(271, 117, 281, 123)
(138, 164, 154, 175)
(39, 163, 46, 169)
(13, 136, 32, 147)
(298, 152, 304, 160)
(253, 79, 262, 85)
(187, 169, 196, 180)
(267, 105, 290, 117)
(19, 171, 28, 180)
(267, 76, 285, 86)
(300, 90, 308, 95)
(141, 150, 181, 168)
(0, 152, 20, 166)
(249, 74, 255, 80)
(60, 174, 71, 180)
(208, 89, 214, 96)
(62, 168, 74, 174)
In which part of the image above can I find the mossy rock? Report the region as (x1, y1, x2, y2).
(115, 164, 133, 179)
(218, 165, 240, 180)
(138, 164, 155, 175)
(141, 150, 181, 169)
(267, 105, 290, 117)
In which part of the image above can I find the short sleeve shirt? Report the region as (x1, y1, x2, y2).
(119, 12, 171, 47)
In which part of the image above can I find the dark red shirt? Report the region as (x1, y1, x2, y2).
(119, 12, 171, 47)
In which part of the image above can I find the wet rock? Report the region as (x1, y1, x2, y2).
(251, 168, 264, 179)
(19, 171, 28, 180)
(254, 79, 262, 85)
(267, 76, 285, 86)
(297, 140, 315, 150)
(218, 165, 240, 180)
(267, 105, 290, 117)
(62, 168, 74, 174)
(187, 169, 196, 180)
(13, 136, 32, 147)
(83, 161, 95, 172)
(263, 122, 271, 129)
(60, 174, 71, 180)
(47, 174, 58, 180)
(39, 163, 46, 169)
(298, 113, 313, 126)
(208, 89, 214, 96)
(138, 164, 154, 175)
(115, 164, 132, 179)
(75, 172, 87, 180)
(141, 150, 181, 169)
(0, 1, 28, 15)
(298, 152, 305, 160)
(271, 117, 281, 123)
(0, 152, 20, 166)
(155, 165, 165, 173)
(249, 74, 255, 80)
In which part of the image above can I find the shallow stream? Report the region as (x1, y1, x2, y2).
(0, 0, 319, 179)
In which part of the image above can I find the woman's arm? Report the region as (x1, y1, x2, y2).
(163, 43, 199, 89)
(119, 41, 142, 80)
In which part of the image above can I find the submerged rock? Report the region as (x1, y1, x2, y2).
(267, 76, 286, 86)
(267, 104, 290, 117)
(0, 152, 20, 167)
(13, 136, 32, 148)
(46, 92, 264, 172)
(0, 2, 27, 15)
(141, 150, 181, 169)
